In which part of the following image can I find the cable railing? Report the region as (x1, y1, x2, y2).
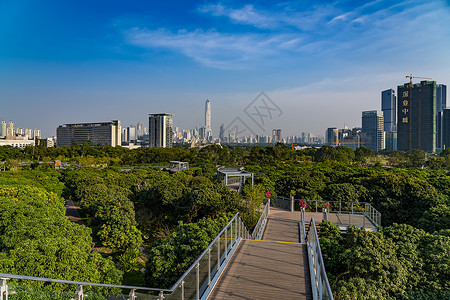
(306, 218, 334, 300)
(1, 202, 270, 300)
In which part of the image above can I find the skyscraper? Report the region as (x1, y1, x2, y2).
(205, 99, 211, 140)
(7, 120, 14, 137)
(362, 110, 384, 152)
(0, 120, 6, 137)
(436, 84, 447, 149)
(381, 89, 396, 132)
(442, 108, 450, 149)
(397, 81, 436, 152)
(326, 128, 339, 146)
(219, 124, 224, 141)
(382, 89, 397, 150)
(149, 113, 173, 148)
(272, 129, 282, 143)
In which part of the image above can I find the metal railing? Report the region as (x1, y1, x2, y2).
(0, 202, 271, 300)
(306, 218, 334, 300)
(275, 197, 381, 229)
(300, 208, 306, 243)
(250, 200, 269, 240)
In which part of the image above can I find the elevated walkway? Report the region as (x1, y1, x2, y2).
(209, 207, 311, 299)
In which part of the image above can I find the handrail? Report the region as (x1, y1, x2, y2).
(306, 218, 334, 300)
(250, 201, 269, 240)
(274, 197, 381, 228)
(0, 205, 270, 300)
(0, 273, 168, 292)
(169, 212, 245, 291)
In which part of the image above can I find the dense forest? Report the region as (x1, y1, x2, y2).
(0, 143, 449, 299)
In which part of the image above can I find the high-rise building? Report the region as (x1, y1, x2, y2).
(205, 99, 211, 139)
(325, 128, 339, 146)
(122, 128, 128, 143)
(7, 120, 14, 137)
(442, 108, 450, 149)
(219, 124, 224, 141)
(127, 125, 137, 142)
(397, 81, 436, 152)
(436, 84, 447, 149)
(137, 122, 144, 139)
(56, 120, 121, 147)
(33, 129, 41, 139)
(149, 113, 173, 148)
(381, 89, 397, 133)
(362, 110, 384, 152)
(272, 129, 282, 143)
(0, 120, 6, 137)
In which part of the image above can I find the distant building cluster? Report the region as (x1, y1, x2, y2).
(0, 119, 43, 148)
(326, 80, 447, 153)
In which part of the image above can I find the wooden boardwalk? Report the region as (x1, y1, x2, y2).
(209, 208, 312, 299)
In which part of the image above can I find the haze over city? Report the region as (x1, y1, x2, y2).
(1, 0, 450, 138)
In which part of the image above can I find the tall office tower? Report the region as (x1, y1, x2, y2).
(56, 120, 121, 147)
(25, 128, 33, 138)
(33, 129, 41, 138)
(149, 113, 173, 148)
(7, 120, 14, 137)
(325, 128, 339, 146)
(127, 125, 137, 142)
(1, 120, 6, 137)
(137, 122, 144, 138)
(219, 124, 224, 141)
(381, 89, 397, 133)
(122, 128, 128, 143)
(381, 89, 397, 150)
(436, 84, 447, 149)
(362, 111, 384, 152)
(205, 99, 211, 139)
(397, 81, 436, 152)
(442, 108, 450, 149)
(272, 129, 282, 143)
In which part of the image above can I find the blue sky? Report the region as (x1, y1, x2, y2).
(1, 0, 450, 138)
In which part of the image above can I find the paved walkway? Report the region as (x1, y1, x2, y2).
(209, 208, 312, 299)
(65, 199, 83, 225)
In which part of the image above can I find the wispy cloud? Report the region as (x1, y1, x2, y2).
(119, 0, 450, 69)
(198, 4, 276, 29)
(124, 28, 303, 69)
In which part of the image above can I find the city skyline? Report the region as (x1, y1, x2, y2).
(1, 1, 450, 138)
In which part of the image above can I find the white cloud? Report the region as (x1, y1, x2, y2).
(124, 27, 305, 68)
(198, 3, 277, 29)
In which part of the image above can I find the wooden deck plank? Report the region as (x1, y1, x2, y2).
(209, 208, 312, 299)
(208, 240, 312, 300)
(263, 208, 301, 243)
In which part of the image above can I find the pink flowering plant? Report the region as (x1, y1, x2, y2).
(324, 202, 331, 209)
(265, 191, 272, 198)
(299, 199, 307, 209)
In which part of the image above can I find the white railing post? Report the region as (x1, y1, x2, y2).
(1, 278, 8, 300)
(75, 285, 84, 300)
(196, 263, 200, 300)
(129, 289, 136, 300)
(290, 195, 294, 212)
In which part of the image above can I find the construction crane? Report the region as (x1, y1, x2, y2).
(406, 74, 431, 86)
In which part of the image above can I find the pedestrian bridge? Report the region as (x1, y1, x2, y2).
(0, 198, 380, 300)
